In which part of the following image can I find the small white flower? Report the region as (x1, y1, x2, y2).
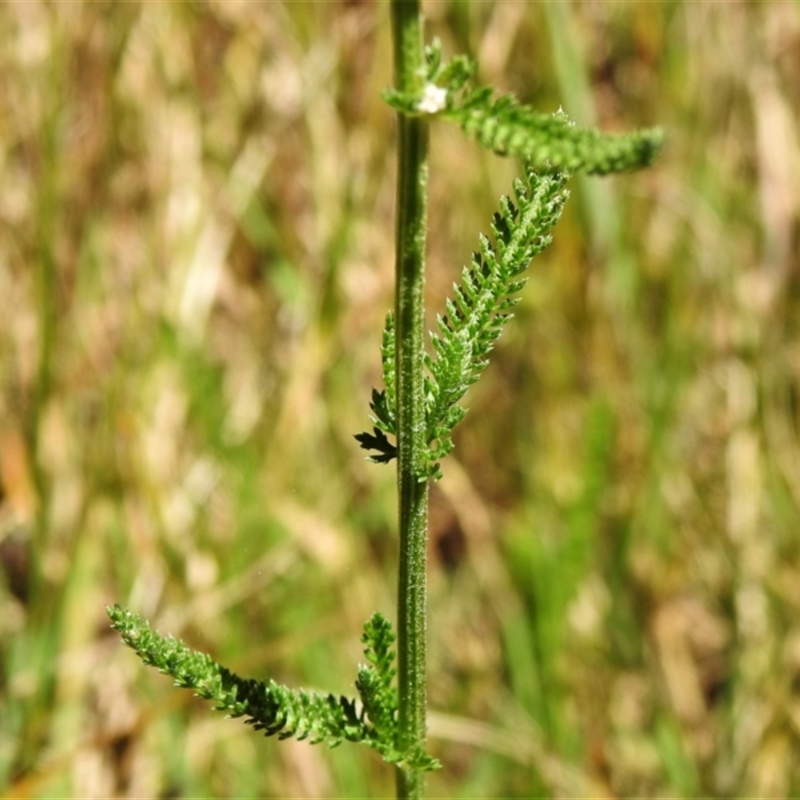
(416, 83, 448, 114)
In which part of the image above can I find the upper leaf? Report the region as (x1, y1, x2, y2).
(382, 46, 663, 175)
(444, 92, 663, 175)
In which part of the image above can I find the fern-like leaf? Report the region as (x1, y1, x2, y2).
(423, 164, 570, 478)
(444, 90, 663, 174)
(355, 613, 440, 769)
(108, 605, 367, 747)
(108, 606, 439, 770)
(382, 46, 663, 175)
(357, 166, 569, 479)
(355, 613, 403, 763)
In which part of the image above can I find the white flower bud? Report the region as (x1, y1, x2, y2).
(416, 83, 447, 114)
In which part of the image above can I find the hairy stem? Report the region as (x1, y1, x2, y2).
(391, 1, 429, 797)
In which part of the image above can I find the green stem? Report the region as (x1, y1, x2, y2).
(391, 2, 429, 798)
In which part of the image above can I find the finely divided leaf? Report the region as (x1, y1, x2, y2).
(107, 605, 368, 747)
(443, 90, 663, 174)
(357, 164, 570, 479)
(421, 164, 570, 477)
(108, 606, 439, 769)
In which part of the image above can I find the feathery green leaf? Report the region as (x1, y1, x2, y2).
(107, 604, 367, 747)
(444, 92, 663, 174)
(422, 164, 570, 478)
(382, 46, 663, 175)
(108, 606, 439, 769)
(355, 613, 406, 764)
(357, 165, 569, 479)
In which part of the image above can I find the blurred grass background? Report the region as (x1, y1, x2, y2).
(1, 0, 799, 797)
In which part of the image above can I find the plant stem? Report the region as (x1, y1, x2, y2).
(390, 1, 429, 798)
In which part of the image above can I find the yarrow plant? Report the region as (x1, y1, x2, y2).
(108, 3, 662, 798)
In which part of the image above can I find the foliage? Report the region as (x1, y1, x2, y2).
(359, 48, 661, 481)
(110, 18, 660, 792)
(357, 165, 571, 479)
(383, 42, 664, 174)
(106, 606, 438, 768)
